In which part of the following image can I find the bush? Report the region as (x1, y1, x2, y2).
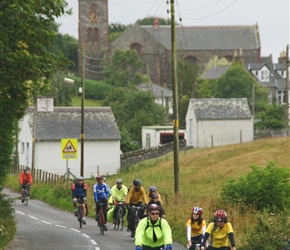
(239, 208, 290, 250)
(220, 161, 290, 210)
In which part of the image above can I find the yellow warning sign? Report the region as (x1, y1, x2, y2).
(61, 139, 78, 159)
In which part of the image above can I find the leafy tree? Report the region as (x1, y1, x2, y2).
(204, 55, 231, 73)
(103, 88, 166, 142)
(103, 49, 147, 87)
(135, 17, 171, 25)
(195, 78, 216, 98)
(220, 161, 290, 211)
(255, 104, 286, 129)
(0, 0, 71, 188)
(109, 22, 127, 42)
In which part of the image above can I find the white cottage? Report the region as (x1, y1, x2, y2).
(142, 126, 186, 149)
(18, 97, 121, 178)
(186, 98, 253, 148)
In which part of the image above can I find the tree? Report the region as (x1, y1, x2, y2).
(135, 17, 171, 25)
(103, 88, 166, 142)
(0, 0, 71, 188)
(255, 104, 286, 129)
(103, 49, 147, 87)
(109, 23, 127, 43)
(204, 55, 231, 73)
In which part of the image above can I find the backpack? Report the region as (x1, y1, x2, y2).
(145, 217, 162, 231)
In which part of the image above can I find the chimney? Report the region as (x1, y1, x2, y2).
(278, 51, 287, 64)
(154, 18, 159, 29)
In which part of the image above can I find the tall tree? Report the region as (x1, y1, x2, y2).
(135, 17, 171, 25)
(0, 0, 71, 188)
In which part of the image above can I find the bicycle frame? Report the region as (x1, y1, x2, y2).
(131, 205, 143, 234)
(77, 198, 84, 229)
(97, 202, 106, 235)
(113, 201, 126, 230)
(23, 185, 29, 206)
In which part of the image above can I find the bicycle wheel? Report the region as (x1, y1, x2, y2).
(99, 211, 105, 235)
(78, 205, 82, 229)
(24, 190, 28, 206)
(119, 207, 124, 231)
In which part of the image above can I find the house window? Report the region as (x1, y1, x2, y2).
(165, 97, 169, 107)
(261, 69, 269, 81)
(277, 90, 286, 104)
(130, 43, 142, 55)
(224, 55, 233, 62)
(268, 90, 272, 105)
(184, 56, 197, 66)
(146, 133, 151, 148)
(21, 142, 25, 154)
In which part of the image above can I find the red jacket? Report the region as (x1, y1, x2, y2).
(19, 172, 33, 185)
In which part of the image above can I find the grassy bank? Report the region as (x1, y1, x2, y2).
(4, 137, 289, 248)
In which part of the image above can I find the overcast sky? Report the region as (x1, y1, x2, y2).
(57, 0, 289, 63)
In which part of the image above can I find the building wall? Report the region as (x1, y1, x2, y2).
(18, 116, 33, 169)
(34, 140, 120, 178)
(187, 119, 253, 148)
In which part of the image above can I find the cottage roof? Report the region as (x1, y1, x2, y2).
(142, 25, 259, 50)
(137, 83, 172, 97)
(26, 107, 120, 141)
(201, 65, 231, 79)
(189, 98, 252, 119)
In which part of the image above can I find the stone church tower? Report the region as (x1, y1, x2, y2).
(78, 0, 109, 80)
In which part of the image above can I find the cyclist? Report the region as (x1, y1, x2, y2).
(200, 210, 237, 250)
(111, 178, 128, 224)
(93, 174, 110, 230)
(186, 206, 206, 250)
(135, 204, 173, 250)
(19, 167, 33, 203)
(127, 179, 148, 237)
(147, 186, 162, 204)
(71, 176, 87, 224)
(148, 192, 165, 218)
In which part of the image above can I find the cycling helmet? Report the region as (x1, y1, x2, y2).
(24, 167, 29, 172)
(149, 186, 157, 192)
(96, 174, 104, 181)
(214, 210, 227, 222)
(151, 192, 158, 199)
(147, 204, 161, 212)
(103, 177, 106, 181)
(133, 179, 142, 186)
(77, 176, 84, 181)
(192, 206, 203, 215)
(116, 179, 123, 184)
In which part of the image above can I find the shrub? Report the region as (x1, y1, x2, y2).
(220, 161, 290, 210)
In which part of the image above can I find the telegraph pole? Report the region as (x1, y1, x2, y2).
(170, 0, 180, 195)
(286, 45, 289, 136)
(80, 46, 85, 176)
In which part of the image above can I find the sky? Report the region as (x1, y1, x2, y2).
(57, 0, 289, 63)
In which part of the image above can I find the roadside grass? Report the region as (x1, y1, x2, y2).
(4, 137, 289, 248)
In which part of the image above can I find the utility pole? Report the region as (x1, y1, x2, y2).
(286, 45, 289, 136)
(170, 0, 180, 195)
(80, 46, 85, 176)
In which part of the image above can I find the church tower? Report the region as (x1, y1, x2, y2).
(78, 0, 109, 80)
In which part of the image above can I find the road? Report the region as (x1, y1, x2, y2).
(3, 188, 187, 250)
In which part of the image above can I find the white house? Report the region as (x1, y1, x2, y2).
(142, 126, 186, 149)
(18, 97, 121, 178)
(137, 83, 173, 114)
(186, 98, 253, 148)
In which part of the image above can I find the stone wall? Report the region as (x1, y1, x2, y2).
(121, 140, 186, 168)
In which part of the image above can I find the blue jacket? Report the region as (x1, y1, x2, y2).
(72, 182, 87, 198)
(93, 183, 109, 202)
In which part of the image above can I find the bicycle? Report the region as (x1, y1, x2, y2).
(96, 202, 106, 235)
(187, 241, 202, 250)
(130, 205, 144, 238)
(76, 198, 86, 228)
(22, 184, 30, 206)
(113, 201, 126, 231)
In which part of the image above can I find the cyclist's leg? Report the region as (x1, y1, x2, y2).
(101, 199, 108, 224)
(96, 203, 100, 221)
(113, 205, 118, 222)
(21, 185, 25, 200)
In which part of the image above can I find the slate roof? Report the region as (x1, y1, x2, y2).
(26, 107, 121, 141)
(189, 98, 252, 120)
(201, 65, 231, 79)
(137, 83, 173, 97)
(142, 25, 259, 50)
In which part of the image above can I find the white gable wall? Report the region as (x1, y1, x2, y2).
(35, 140, 120, 178)
(18, 116, 33, 168)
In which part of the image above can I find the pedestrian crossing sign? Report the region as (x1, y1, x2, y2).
(61, 138, 78, 159)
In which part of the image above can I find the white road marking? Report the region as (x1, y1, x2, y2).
(16, 211, 25, 215)
(91, 239, 98, 245)
(41, 220, 52, 225)
(70, 228, 81, 233)
(95, 247, 100, 250)
(28, 215, 38, 219)
(82, 234, 90, 238)
(55, 225, 66, 228)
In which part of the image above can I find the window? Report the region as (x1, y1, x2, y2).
(21, 142, 25, 154)
(224, 55, 233, 62)
(146, 133, 151, 148)
(184, 56, 197, 66)
(165, 97, 169, 107)
(277, 90, 286, 104)
(268, 90, 272, 105)
(130, 43, 142, 55)
(260, 69, 269, 81)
